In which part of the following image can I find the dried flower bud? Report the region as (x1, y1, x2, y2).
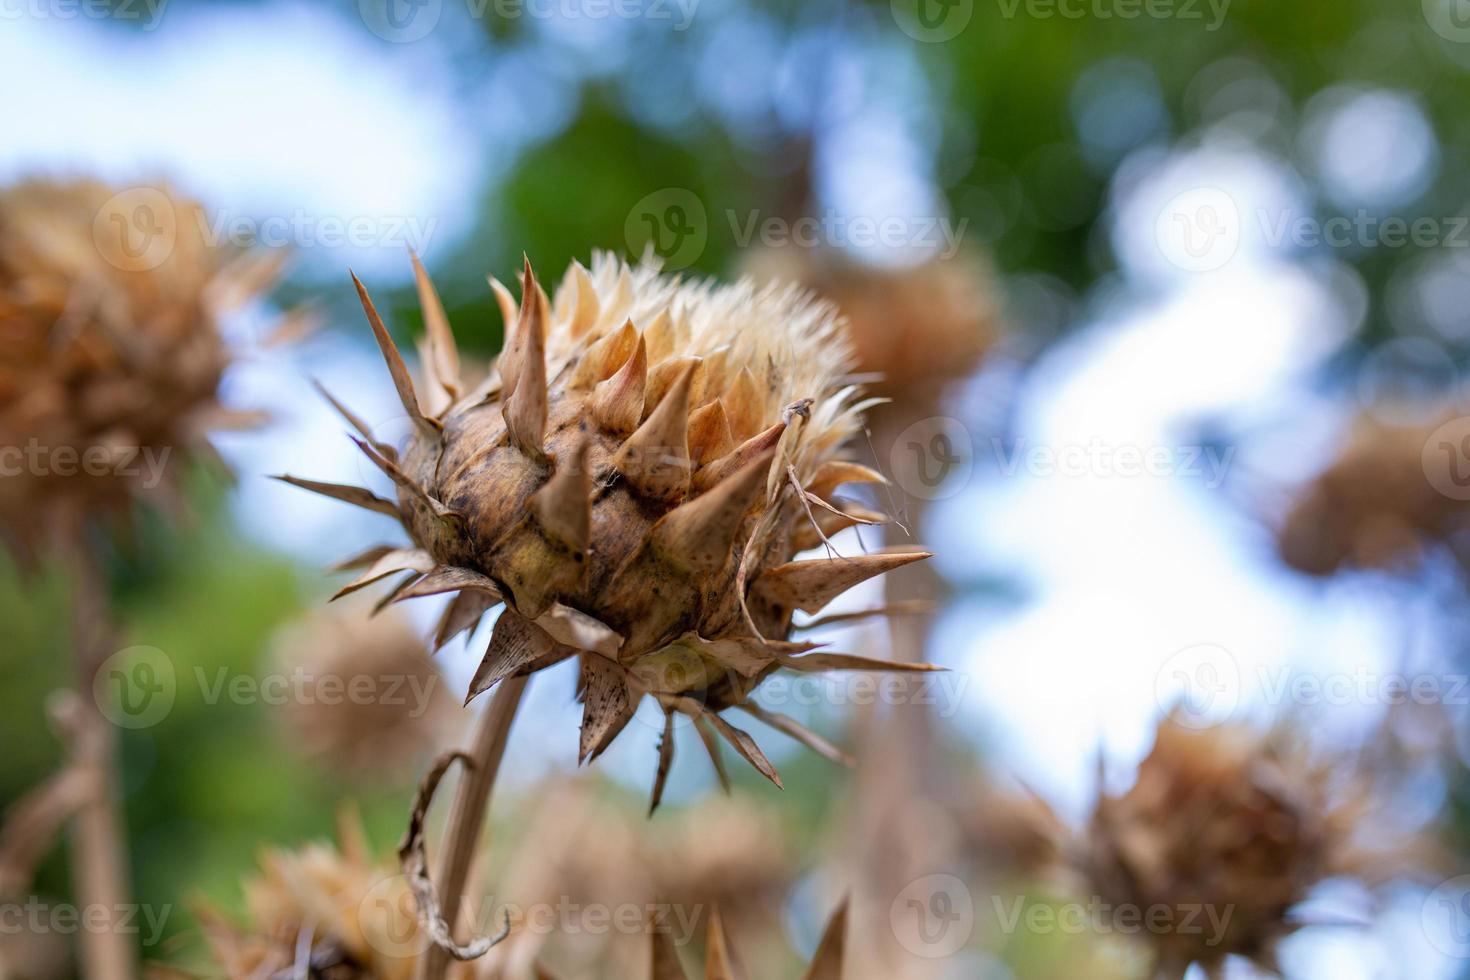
(1081, 716, 1416, 976)
(284, 253, 938, 802)
(0, 178, 284, 559)
(202, 811, 471, 980)
(1278, 411, 1467, 575)
(270, 604, 459, 780)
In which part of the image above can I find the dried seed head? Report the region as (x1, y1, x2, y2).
(1278, 410, 1466, 575)
(270, 603, 459, 780)
(286, 254, 938, 801)
(744, 247, 999, 399)
(0, 178, 285, 559)
(1081, 716, 1408, 976)
(202, 810, 473, 980)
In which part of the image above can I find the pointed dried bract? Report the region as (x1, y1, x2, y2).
(637, 899, 849, 980)
(285, 253, 939, 790)
(0, 178, 283, 559)
(1077, 715, 1430, 976)
(270, 602, 459, 780)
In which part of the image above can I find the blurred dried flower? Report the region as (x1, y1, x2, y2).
(1278, 411, 1467, 575)
(271, 604, 459, 780)
(0, 177, 286, 559)
(202, 811, 473, 980)
(1080, 715, 1426, 977)
(964, 779, 1067, 884)
(283, 253, 937, 803)
(534, 901, 847, 980)
(475, 778, 794, 978)
(743, 247, 999, 401)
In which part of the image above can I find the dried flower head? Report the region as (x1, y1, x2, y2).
(0, 177, 284, 559)
(283, 253, 937, 802)
(743, 247, 999, 400)
(1278, 411, 1466, 575)
(270, 604, 459, 779)
(202, 811, 468, 980)
(1081, 716, 1407, 978)
(964, 779, 1067, 884)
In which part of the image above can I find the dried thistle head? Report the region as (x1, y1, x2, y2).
(283, 253, 937, 803)
(1278, 410, 1466, 575)
(743, 247, 999, 400)
(1081, 716, 1410, 977)
(202, 811, 465, 980)
(270, 604, 459, 780)
(964, 779, 1067, 884)
(0, 177, 284, 559)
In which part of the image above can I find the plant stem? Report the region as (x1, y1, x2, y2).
(65, 530, 136, 980)
(418, 673, 528, 980)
